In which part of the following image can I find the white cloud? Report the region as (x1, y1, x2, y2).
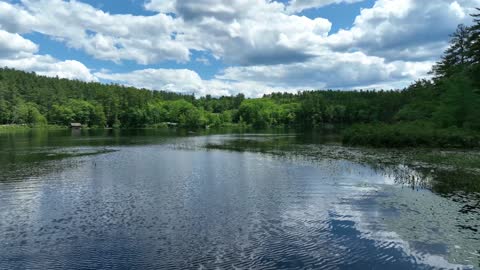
(145, 0, 176, 13)
(95, 67, 301, 97)
(4, 0, 477, 67)
(95, 68, 206, 95)
(0, 0, 480, 96)
(0, 0, 334, 66)
(148, 0, 333, 65)
(0, 29, 38, 57)
(94, 51, 432, 97)
(0, 55, 97, 82)
(94, 68, 271, 97)
(0, 1, 36, 33)
(217, 52, 433, 90)
(325, 0, 480, 61)
(0, 0, 189, 64)
(287, 0, 364, 13)
(0, 27, 96, 82)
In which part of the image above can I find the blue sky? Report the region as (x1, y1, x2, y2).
(0, 0, 478, 96)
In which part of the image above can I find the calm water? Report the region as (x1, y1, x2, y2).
(0, 129, 479, 269)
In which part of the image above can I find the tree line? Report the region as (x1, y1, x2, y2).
(0, 67, 414, 129)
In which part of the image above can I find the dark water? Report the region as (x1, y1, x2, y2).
(0, 129, 479, 269)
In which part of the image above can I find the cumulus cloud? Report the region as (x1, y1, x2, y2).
(94, 50, 432, 97)
(0, 29, 38, 57)
(325, 0, 480, 61)
(217, 52, 433, 89)
(194, 12, 331, 66)
(4, 0, 478, 66)
(0, 0, 479, 96)
(0, 27, 96, 81)
(148, 0, 333, 65)
(95, 67, 300, 97)
(0, 1, 36, 33)
(95, 68, 265, 97)
(1, 0, 334, 66)
(95, 68, 206, 95)
(0, 55, 97, 81)
(0, 0, 189, 64)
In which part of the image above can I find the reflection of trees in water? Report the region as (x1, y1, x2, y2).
(0, 148, 117, 183)
(339, 149, 480, 196)
(382, 163, 480, 195)
(376, 163, 480, 235)
(210, 136, 480, 195)
(378, 164, 434, 191)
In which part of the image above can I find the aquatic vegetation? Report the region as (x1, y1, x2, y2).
(342, 122, 480, 148)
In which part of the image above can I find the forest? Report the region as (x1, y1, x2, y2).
(0, 9, 479, 148)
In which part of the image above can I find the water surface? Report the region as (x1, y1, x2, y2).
(0, 129, 479, 269)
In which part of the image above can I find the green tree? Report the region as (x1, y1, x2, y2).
(0, 99, 11, 124)
(167, 100, 205, 128)
(433, 74, 480, 130)
(298, 92, 327, 127)
(432, 24, 470, 78)
(11, 102, 47, 126)
(50, 105, 75, 125)
(238, 99, 278, 129)
(467, 8, 480, 65)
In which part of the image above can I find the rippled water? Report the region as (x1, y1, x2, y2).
(0, 129, 479, 269)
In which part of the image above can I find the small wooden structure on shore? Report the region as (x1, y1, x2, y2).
(70, 123, 82, 129)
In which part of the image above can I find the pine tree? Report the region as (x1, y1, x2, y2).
(432, 24, 470, 78)
(467, 8, 480, 65)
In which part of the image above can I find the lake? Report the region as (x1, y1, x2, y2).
(0, 129, 479, 269)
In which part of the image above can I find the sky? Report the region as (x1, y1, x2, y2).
(0, 0, 479, 97)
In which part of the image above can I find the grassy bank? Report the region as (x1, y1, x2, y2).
(0, 124, 67, 133)
(412, 150, 480, 170)
(342, 122, 480, 148)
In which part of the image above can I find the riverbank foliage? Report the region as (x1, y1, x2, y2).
(0, 10, 479, 147)
(343, 10, 480, 147)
